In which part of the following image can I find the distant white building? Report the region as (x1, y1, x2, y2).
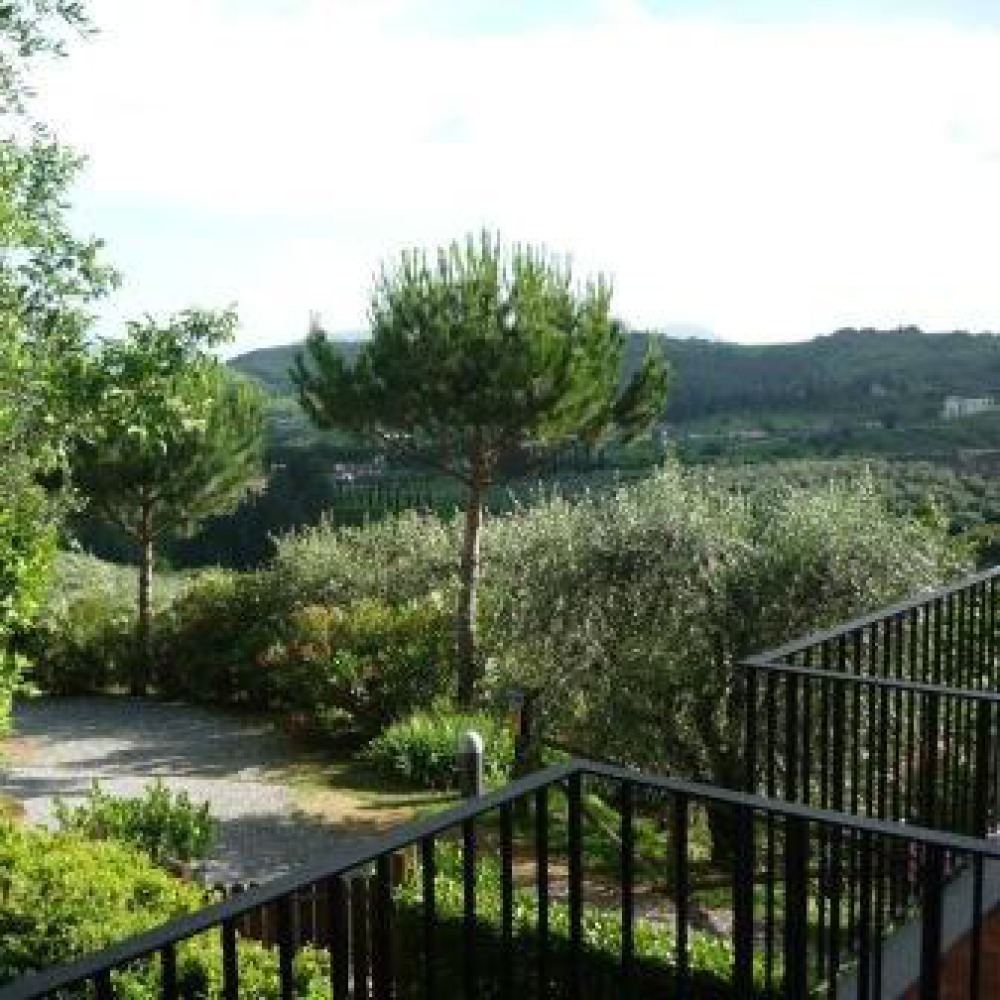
(942, 395, 995, 419)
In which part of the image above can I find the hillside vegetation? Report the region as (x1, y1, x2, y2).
(229, 326, 1000, 425)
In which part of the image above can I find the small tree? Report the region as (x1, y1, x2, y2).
(293, 232, 669, 705)
(71, 309, 265, 693)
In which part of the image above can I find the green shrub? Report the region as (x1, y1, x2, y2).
(153, 568, 275, 706)
(21, 589, 136, 694)
(264, 595, 454, 739)
(18, 552, 194, 696)
(54, 780, 216, 863)
(0, 821, 330, 997)
(366, 708, 514, 789)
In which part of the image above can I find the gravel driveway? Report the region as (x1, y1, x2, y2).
(1, 696, 363, 883)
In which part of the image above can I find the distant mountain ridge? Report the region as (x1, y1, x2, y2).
(229, 326, 1000, 424)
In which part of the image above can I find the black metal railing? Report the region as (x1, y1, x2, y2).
(743, 565, 1000, 835)
(5, 758, 1000, 999)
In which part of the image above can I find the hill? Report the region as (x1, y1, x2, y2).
(229, 339, 364, 395)
(230, 326, 1000, 426)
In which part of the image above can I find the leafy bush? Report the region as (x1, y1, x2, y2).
(153, 569, 454, 739)
(366, 708, 514, 789)
(0, 821, 331, 997)
(18, 552, 194, 696)
(266, 596, 454, 736)
(22, 589, 135, 694)
(54, 780, 216, 863)
(153, 568, 274, 705)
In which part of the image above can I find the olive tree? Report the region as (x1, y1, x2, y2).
(485, 465, 967, 855)
(293, 232, 668, 705)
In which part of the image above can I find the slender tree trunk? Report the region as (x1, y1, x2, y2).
(456, 481, 484, 707)
(135, 500, 154, 697)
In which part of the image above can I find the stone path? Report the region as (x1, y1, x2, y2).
(1, 696, 366, 883)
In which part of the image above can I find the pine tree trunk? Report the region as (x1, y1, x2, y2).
(456, 483, 484, 707)
(135, 501, 154, 697)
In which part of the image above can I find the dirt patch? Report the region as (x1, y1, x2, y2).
(294, 786, 415, 835)
(2, 736, 40, 766)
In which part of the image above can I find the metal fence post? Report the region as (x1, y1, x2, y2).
(459, 730, 485, 799)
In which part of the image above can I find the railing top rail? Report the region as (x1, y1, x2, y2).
(10, 757, 1000, 1000)
(739, 658, 1000, 701)
(747, 563, 1000, 665)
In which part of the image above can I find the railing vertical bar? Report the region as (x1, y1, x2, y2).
(975, 700, 991, 839)
(222, 919, 238, 1000)
(892, 618, 903, 824)
(923, 690, 940, 830)
(986, 577, 997, 691)
(767, 807, 776, 992)
(785, 671, 799, 803)
(919, 844, 944, 1000)
(420, 838, 437, 1000)
(160, 943, 178, 1000)
(802, 653, 812, 804)
(567, 771, 583, 1000)
(933, 597, 943, 684)
(733, 805, 754, 997)
(848, 634, 862, 950)
(673, 794, 690, 1000)
(535, 786, 549, 998)
(970, 854, 984, 1000)
(783, 816, 808, 1000)
(94, 970, 113, 1000)
(856, 831, 873, 999)
(962, 691, 974, 831)
(905, 608, 918, 821)
(462, 817, 477, 1000)
(873, 831, 885, 1000)
(745, 665, 758, 793)
(326, 874, 349, 1000)
(828, 822, 843, 988)
(372, 855, 393, 1000)
(492, 806, 511, 1000)
(351, 874, 370, 1000)
(276, 894, 295, 1000)
(620, 781, 635, 996)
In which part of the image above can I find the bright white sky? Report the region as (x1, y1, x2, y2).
(32, 0, 1000, 353)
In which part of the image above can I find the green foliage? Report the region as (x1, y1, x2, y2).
(0, 821, 201, 984)
(0, 1, 92, 114)
(366, 707, 514, 790)
(294, 234, 668, 458)
(0, 821, 331, 996)
(54, 780, 216, 863)
(23, 588, 134, 693)
(17, 553, 193, 694)
(72, 310, 266, 544)
(269, 512, 459, 607)
(484, 463, 967, 796)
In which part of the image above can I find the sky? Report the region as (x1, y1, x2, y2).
(30, 0, 1000, 354)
